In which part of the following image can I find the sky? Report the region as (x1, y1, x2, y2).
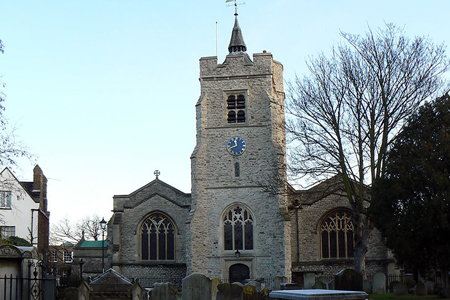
(0, 0, 449, 228)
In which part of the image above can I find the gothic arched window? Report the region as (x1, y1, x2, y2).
(223, 205, 253, 251)
(321, 210, 354, 259)
(141, 213, 175, 261)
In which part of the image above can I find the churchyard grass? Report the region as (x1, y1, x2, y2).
(370, 294, 446, 300)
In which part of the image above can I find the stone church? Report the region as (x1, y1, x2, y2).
(105, 11, 393, 288)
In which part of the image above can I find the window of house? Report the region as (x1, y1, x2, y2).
(141, 213, 175, 261)
(63, 251, 73, 263)
(321, 210, 354, 259)
(227, 94, 246, 123)
(223, 205, 253, 251)
(50, 250, 58, 262)
(0, 191, 11, 209)
(0, 226, 15, 238)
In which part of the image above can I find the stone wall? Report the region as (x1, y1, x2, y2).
(188, 52, 291, 280)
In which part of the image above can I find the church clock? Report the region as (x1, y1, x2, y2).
(227, 137, 246, 156)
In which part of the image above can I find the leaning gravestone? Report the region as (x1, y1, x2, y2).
(335, 269, 363, 291)
(216, 283, 243, 300)
(304, 273, 316, 289)
(182, 273, 212, 300)
(372, 272, 386, 294)
(151, 282, 178, 300)
(393, 282, 408, 295)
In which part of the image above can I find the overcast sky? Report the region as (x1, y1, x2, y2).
(1, 0, 449, 226)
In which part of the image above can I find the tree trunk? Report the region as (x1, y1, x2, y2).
(442, 267, 450, 298)
(352, 210, 370, 277)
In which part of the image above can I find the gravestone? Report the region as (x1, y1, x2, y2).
(246, 280, 262, 292)
(216, 283, 243, 300)
(312, 279, 325, 289)
(151, 282, 178, 300)
(425, 281, 435, 295)
(372, 272, 386, 294)
(393, 282, 408, 295)
(303, 273, 316, 289)
(335, 269, 363, 291)
(274, 277, 286, 290)
(363, 280, 372, 294)
(212, 278, 222, 300)
(182, 273, 212, 300)
(389, 281, 400, 293)
(415, 281, 427, 296)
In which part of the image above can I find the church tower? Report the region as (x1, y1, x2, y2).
(187, 10, 291, 282)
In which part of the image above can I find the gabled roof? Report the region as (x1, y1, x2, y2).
(76, 240, 106, 248)
(113, 178, 191, 211)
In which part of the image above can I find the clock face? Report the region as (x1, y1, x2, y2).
(227, 137, 246, 156)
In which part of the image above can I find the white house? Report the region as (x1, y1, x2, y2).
(0, 166, 50, 258)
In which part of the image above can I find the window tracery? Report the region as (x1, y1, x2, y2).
(141, 213, 175, 261)
(321, 210, 354, 259)
(223, 205, 253, 251)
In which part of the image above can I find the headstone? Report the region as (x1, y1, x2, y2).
(274, 277, 286, 290)
(389, 281, 400, 293)
(151, 282, 177, 300)
(363, 280, 372, 294)
(216, 283, 243, 300)
(312, 279, 325, 289)
(415, 281, 427, 296)
(425, 281, 435, 295)
(246, 280, 262, 292)
(59, 287, 79, 300)
(303, 273, 316, 289)
(318, 277, 332, 290)
(182, 273, 212, 300)
(335, 269, 363, 291)
(212, 278, 222, 300)
(280, 283, 302, 290)
(393, 282, 408, 295)
(372, 272, 386, 294)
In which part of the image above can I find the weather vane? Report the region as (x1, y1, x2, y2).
(226, 0, 245, 14)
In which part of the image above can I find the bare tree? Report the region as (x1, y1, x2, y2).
(286, 24, 449, 275)
(50, 215, 104, 245)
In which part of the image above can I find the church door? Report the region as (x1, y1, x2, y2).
(229, 264, 250, 284)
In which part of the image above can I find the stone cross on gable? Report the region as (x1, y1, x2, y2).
(154, 170, 160, 179)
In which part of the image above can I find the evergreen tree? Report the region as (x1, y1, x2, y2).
(372, 93, 450, 296)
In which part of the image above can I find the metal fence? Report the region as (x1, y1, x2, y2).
(0, 263, 56, 300)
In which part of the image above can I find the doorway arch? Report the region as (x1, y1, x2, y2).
(229, 263, 250, 284)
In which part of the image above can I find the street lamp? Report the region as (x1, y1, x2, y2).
(79, 259, 85, 281)
(100, 217, 107, 273)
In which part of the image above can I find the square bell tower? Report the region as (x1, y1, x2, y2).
(187, 9, 291, 283)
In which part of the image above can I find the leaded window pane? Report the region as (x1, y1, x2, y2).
(234, 221, 243, 250)
(244, 222, 253, 250)
(141, 228, 149, 260)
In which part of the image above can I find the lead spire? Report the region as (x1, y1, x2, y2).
(227, 1, 247, 54)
